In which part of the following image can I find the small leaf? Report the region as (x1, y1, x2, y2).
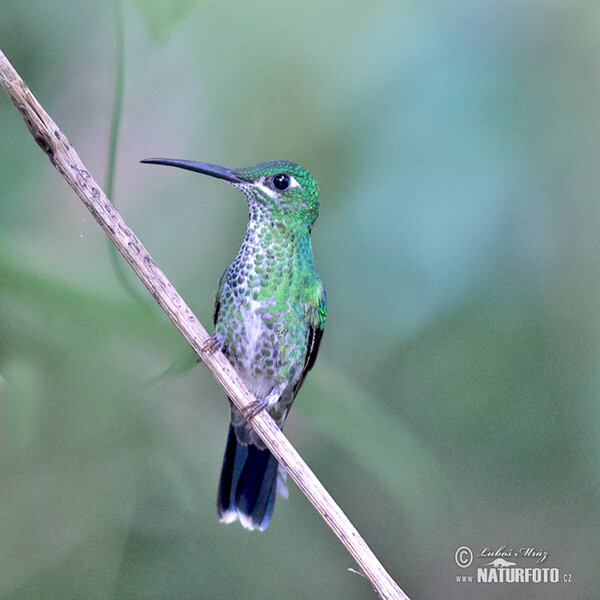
(128, 0, 202, 42)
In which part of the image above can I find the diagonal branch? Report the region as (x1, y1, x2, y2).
(0, 50, 409, 600)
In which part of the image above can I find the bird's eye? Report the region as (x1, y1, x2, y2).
(272, 173, 290, 190)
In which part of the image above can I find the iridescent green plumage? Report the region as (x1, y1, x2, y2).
(142, 157, 326, 530)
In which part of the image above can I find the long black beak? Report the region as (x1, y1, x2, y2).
(141, 158, 246, 184)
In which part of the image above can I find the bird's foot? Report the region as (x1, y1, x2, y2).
(201, 335, 221, 354)
(196, 336, 221, 363)
(241, 385, 284, 421)
(241, 398, 267, 421)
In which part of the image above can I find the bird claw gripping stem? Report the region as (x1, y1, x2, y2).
(241, 398, 268, 421)
(201, 335, 221, 354)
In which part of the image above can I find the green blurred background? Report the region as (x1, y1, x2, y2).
(1, 1, 599, 598)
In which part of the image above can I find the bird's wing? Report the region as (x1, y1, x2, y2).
(213, 270, 226, 326)
(293, 285, 327, 397)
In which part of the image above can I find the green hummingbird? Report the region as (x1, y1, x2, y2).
(142, 157, 327, 530)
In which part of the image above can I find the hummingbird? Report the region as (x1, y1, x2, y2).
(141, 157, 327, 530)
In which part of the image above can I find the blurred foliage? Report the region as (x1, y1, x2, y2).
(129, 0, 201, 42)
(1, 1, 599, 599)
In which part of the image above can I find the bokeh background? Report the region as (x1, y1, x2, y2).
(1, 1, 599, 598)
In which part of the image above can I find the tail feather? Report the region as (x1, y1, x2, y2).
(217, 425, 279, 531)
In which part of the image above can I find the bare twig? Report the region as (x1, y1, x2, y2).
(0, 50, 409, 600)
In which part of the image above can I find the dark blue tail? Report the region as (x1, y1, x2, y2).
(217, 425, 279, 531)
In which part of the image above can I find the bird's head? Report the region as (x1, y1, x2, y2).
(142, 158, 321, 229)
